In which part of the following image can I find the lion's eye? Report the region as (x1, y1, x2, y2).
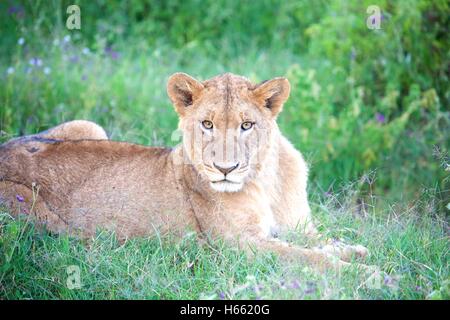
(202, 120, 213, 129)
(241, 121, 254, 131)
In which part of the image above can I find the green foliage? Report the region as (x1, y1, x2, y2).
(1, 0, 447, 202)
(1, 190, 448, 300)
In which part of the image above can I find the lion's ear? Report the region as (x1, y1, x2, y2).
(252, 77, 290, 117)
(167, 72, 204, 116)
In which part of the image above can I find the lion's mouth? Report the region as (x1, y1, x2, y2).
(209, 179, 244, 193)
(211, 179, 241, 184)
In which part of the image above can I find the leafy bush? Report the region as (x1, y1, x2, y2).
(0, 0, 448, 205)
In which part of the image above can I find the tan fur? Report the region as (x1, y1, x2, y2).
(0, 73, 370, 272)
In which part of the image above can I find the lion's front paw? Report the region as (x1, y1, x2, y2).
(346, 244, 369, 261)
(321, 240, 369, 262)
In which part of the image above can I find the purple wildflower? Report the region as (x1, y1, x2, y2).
(304, 287, 315, 295)
(290, 280, 301, 290)
(384, 275, 393, 285)
(304, 281, 317, 295)
(29, 57, 43, 67)
(105, 46, 120, 60)
(331, 238, 340, 245)
(375, 112, 386, 124)
(253, 284, 264, 292)
(69, 55, 79, 63)
(218, 292, 225, 300)
(16, 194, 24, 202)
(110, 51, 119, 60)
(8, 6, 19, 14)
(8, 5, 24, 17)
(350, 48, 356, 61)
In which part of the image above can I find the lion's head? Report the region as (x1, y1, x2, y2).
(167, 72, 290, 192)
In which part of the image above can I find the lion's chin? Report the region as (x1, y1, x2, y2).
(210, 181, 243, 193)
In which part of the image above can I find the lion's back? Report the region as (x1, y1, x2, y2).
(0, 137, 191, 238)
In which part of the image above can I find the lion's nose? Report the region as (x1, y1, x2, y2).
(213, 162, 239, 176)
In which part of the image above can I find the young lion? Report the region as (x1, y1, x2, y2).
(0, 73, 370, 271)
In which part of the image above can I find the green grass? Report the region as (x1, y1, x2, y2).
(1, 188, 448, 299)
(0, 0, 448, 300)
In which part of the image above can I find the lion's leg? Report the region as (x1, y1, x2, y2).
(197, 200, 369, 272)
(39, 120, 108, 140)
(274, 138, 368, 262)
(236, 234, 374, 273)
(319, 240, 369, 262)
(280, 195, 369, 263)
(272, 138, 318, 237)
(0, 181, 67, 233)
(252, 237, 346, 272)
(280, 192, 369, 262)
(258, 239, 373, 271)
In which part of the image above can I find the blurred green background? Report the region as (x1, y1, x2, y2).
(0, 0, 449, 208)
